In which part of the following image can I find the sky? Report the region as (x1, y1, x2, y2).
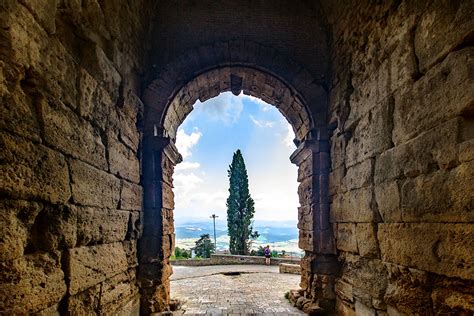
(173, 92, 299, 224)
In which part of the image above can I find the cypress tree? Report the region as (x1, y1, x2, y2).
(226, 149, 259, 255)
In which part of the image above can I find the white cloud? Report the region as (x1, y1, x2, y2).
(193, 92, 243, 125)
(175, 161, 201, 171)
(174, 172, 203, 191)
(284, 123, 295, 148)
(249, 115, 274, 128)
(176, 128, 202, 159)
(241, 94, 273, 111)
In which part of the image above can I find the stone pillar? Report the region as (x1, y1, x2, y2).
(290, 129, 338, 313)
(138, 135, 182, 314)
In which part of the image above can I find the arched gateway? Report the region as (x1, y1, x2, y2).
(138, 42, 336, 313)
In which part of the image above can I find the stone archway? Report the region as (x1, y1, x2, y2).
(138, 42, 337, 314)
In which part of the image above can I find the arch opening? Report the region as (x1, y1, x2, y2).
(170, 92, 303, 314)
(139, 61, 336, 314)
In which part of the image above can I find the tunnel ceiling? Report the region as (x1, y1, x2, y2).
(148, 0, 330, 84)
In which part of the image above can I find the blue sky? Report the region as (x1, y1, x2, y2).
(174, 92, 299, 223)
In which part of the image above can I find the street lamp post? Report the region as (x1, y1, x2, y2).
(210, 214, 218, 252)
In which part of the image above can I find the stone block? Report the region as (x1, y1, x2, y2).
(375, 117, 463, 184)
(341, 254, 388, 300)
(342, 158, 374, 192)
(345, 97, 394, 167)
(330, 133, 348, 170)
(348, 31, 416, 127)
(31, 204, 77, 252)
(126, 211, 142, 240)
(0, 200, 42, 261)
(329, 166, 345, 196)
(384, 263, 433, 315)
(298, 152, 318, 182)
(298, 176, 318, 205)
(70, 159, 120, 209)
(336, 299, 355, 316)
(459, 139, 474, 163)
(336, 223, 358, 253)
(120, 180, 143, 211)
(374, 181, 401, 223)
(310, 254, 339, 275)
(431, 277, 474, 314)
(297, 205, 313, 231)
(37, 303, 60, 315)
(378, 223, 474, 280)
(118, 114, 141, 152)
(77, 68, 98, 120)
(331, 187, 379, 223)
(89, 84, 119, 131)
(311, 273, 336, 301)
(0, 80, 41, 141)
(356, 223, 379, 258)
(42, 97, 107, 169)
(298, 229, 314, 252)
(355, 300, 376, 316)
(67, 242, 129, 295)
(75, 206, 129, 246)
(0, 253, 66, 313)
(0, 133, 70, 203)
(415, 0, 474, 73)
(67, 284, 100, 314)
(335, 279, 353, 303)
(161, 181, 175, 210)
(81, 44, 121, 104)
(123, 240, 138, 268)
(20, 0, 58, 34)
(279, 263, 301, 275)
(393, 47, 474, 145)
(99, 270, 138, 312)
(108, 133, 140, 183)
(401, 161, 474, 222)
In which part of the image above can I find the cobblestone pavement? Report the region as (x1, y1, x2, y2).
(170, 265, 304, 315)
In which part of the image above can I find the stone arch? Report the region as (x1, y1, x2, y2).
(160, 67, 312, 144)
(142, 41, 328, 141)
(138, 42, 336, 314)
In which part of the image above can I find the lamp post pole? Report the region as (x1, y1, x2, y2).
(210, 214, 218, 251)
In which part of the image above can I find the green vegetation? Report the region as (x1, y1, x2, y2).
(171, 246, 191, 260)
(226, 149, 259, 255)
(194, 234, 215, 258)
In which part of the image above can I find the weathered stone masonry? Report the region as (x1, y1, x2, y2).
(0, 1, 154, 314)
(1, 0, 473, 315)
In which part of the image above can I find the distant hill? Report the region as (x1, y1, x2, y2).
(175, 218, 301, 254)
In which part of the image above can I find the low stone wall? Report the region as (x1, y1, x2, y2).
(171, 254, 301, 266)
(279, 263, 301, 275)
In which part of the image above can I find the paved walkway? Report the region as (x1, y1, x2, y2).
(170, 265, 304, 315)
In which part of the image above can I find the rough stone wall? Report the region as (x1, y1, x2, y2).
(325, 1, 474, 314)
(0, 1, 154, 313)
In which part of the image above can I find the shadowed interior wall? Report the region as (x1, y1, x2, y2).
(324, 1, 474, 314)
(0, 1, 154, 314)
